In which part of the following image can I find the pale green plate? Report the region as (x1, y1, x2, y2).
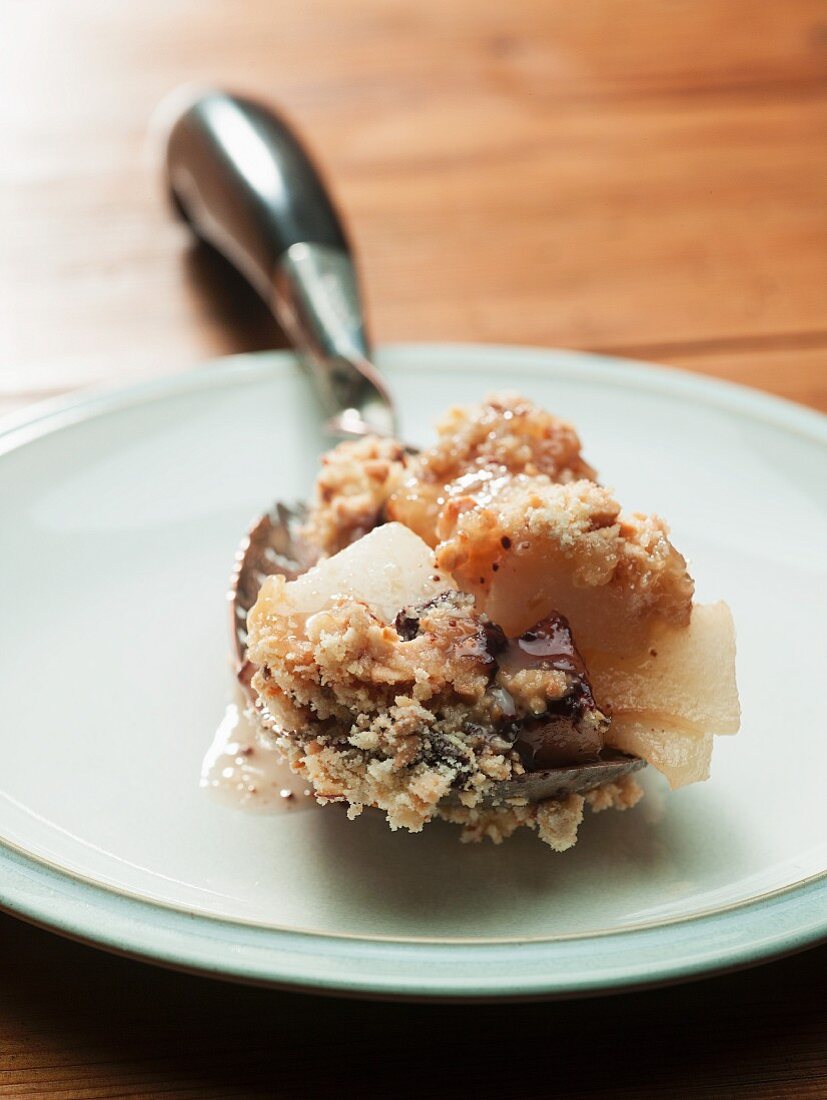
(1, 345, 825, 999)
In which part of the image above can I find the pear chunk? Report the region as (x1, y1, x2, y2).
(587, 602, 740, 736)
(252, 521, 455, 626)
(592, 602, 739, 787)
(607, 720, 713, 789)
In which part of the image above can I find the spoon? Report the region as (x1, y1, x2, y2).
(164, 89, 645, 804)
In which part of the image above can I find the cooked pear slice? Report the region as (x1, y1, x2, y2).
(591, 602, 739, 788)
(250, 521, 455, 628)
(586, 602, 740, 736)
(607, 719, 713, 789)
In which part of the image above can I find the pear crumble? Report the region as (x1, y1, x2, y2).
(245, 395, 739, 850)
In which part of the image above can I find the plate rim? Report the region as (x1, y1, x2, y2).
(2, 342, 825, 998)
(2, 839, 825, 1000)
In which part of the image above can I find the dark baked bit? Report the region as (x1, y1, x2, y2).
(498, 613, 609, 769)
(393, 598, 610, 774)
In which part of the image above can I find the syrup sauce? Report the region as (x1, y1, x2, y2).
(200, 691, 318, 814)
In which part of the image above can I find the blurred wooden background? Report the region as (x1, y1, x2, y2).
(2, 0, 826, 419)
(1, 1, 825, 1096)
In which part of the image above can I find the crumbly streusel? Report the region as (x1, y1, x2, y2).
(386, 392, 596, 546)
(301, 434, 407, 556)
(247, 585, 609, 837)
(244, 392, 739, 850)
(441, 774, 643, 850)
(434, 475, 694, 647)
(300, 394, 693, 650)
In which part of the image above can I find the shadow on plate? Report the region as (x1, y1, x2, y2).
(297, 773, 751, 939)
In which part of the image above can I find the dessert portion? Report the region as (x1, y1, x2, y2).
(245, 394, 740, 850)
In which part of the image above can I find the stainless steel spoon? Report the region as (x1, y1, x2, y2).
(164, 89, 645, 803)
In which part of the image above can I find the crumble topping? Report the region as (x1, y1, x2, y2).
(301, 434, 407, 556)
(441, 773, 643, 850)
(426, 392, 594, 482)
(300, 394, 693, 653)
(434, 476, 694, 647)
(386, 392, 595, 546)
(247, 575, 610, 838)
(243, 393, 739, 851)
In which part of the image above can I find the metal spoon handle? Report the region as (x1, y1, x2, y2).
(164, 89, 395, 435)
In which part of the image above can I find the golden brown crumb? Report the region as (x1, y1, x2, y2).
(387, 393, 595, 546)
(423, 391, 594, 485)
(533, 795, 586, 852)
(248, 590, 495, 730)
(439, 773, 642, 850)
(247, 575, 610, 841)
(298, 396, 691, 649)
(585, 773, 644, 812)
(435, 477, 693, 648)
(301, 435, 407, 555)
(242, 391, 734, 851)
(247, 589, 521, 832)
(303, 391, 593, 555)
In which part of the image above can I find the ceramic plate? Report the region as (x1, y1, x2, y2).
(1, 344, 825, 999)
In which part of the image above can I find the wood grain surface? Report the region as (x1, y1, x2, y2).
(1, 2, 825, 1096)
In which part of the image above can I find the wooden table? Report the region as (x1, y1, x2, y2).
(1, 2, 825, 1095)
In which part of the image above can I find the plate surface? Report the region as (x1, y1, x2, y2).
(1, 344, 825, 998)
